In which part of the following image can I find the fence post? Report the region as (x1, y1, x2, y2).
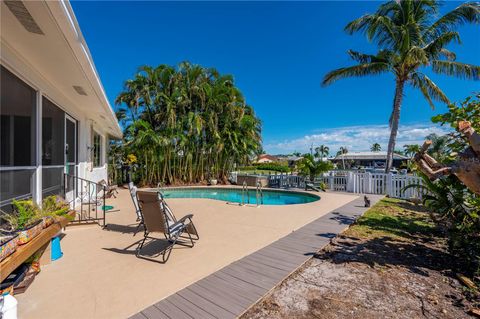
(329, 171, 334, 190)
(346, 171, 353, 192)
(363, 172, 373, 194)
(386, 173, 392, 196)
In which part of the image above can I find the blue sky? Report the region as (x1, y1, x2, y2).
(72, 1, 479, 154)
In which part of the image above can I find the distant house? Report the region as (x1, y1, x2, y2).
(275, 155, 303, 167)
(256, 154, 278, 163)
(333, 151, 408, 169)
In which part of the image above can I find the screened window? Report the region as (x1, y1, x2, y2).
(0, 65, 36, 167)
(42, 97, 65, 166)
(0, 66, 37, 211)
(93, 132, 102, 167)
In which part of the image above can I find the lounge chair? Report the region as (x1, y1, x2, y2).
(128, 182, 143, 234)
(136, 191, 195, 263)
(98, 179, 119, 198)
(157, 192, 199, 240)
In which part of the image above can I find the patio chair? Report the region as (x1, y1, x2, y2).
(136, 191, 195, 263)
(98, 179, 119, 198)
(128, 182, 144, 234)
(157, 192, 200, 240)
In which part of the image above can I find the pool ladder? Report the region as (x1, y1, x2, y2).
(241, 181, 250, 206)
(256, 181, 264, 207)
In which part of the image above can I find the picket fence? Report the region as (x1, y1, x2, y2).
(231, 171, 424, 200)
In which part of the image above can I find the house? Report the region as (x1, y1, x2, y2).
(256, 154, 278, 163)
(333, 151, 408, 169)
(0, 1, 122, 211)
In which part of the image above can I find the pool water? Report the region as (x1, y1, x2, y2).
(161, 187, 320, 205)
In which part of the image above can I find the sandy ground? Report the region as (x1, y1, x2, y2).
(16, 187, 357, 319)
(242, 202, 477, 319)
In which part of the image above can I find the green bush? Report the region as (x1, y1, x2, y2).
(254, 163, 290, 172)
(238, 162, 290, 173)
(410, 95, 480, 280)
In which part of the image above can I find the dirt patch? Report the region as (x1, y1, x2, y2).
(241, 199, 479, 319)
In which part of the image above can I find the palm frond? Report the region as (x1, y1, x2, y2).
(424, 31, 461, 59)
(428, 2, 480, 37)
(322, 62, 390, 86)
(432, 60, 480, 80)
(345, 14, 397, 47)
(410, 73, 450, 108)
(438, 48, 457, 61)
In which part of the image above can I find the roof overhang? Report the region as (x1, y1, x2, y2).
(1, 0, 122, 139)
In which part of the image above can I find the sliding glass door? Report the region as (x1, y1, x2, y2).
(42, 97, 78, 201)
(65, 115, 77, 202)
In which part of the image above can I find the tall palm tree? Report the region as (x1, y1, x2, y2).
(322, 1, 480, 173)
(314, 145, 330, 159)
(371, 143, 382, 152)
(115, 62, 262, 185)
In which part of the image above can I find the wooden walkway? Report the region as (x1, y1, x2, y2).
(130, 194, 384, 319)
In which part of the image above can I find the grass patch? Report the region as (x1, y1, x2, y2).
(347, 197, 438, 241)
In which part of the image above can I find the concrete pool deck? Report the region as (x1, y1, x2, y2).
(17, 187, 360, 318)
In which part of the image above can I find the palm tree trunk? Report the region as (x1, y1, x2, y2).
(385, 79, 405, 173)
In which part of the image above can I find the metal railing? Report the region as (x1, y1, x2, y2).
(63, 173, 107, 227)
(256, 181, 264, 207)
(241, 181, 250, 206)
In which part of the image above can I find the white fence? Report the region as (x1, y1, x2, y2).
(230, 170, 424, 200)
(323, 171, 423, 199)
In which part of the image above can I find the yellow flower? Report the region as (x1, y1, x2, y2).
(126, 154, 137, 164)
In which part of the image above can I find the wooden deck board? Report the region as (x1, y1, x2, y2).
(155, 299, 193, 319)
(132, 194, 383, 318)
(141, 305, 169, 319)
(177, 289, 236, 319)
(167, 294, 216, 319)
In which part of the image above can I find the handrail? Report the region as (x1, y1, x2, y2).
(256, 181, 264, 207)
(241, 181, 250, 206)
(63, 173, 107, 227)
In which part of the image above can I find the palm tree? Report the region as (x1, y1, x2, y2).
(336, 146, 348, 169)
(314, 145, 330, 160)
(297, 154, 334, 182)
(403, 144, 420, 158)
(371, 143, 381, 152)
(322, 1, 480, 173)
(114, 62, 262, 185)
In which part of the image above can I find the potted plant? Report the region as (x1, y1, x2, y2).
(1, 200, 43, 245)
(38, 195, 70, 228)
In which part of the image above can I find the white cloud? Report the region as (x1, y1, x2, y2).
(265, 123, 451, 154)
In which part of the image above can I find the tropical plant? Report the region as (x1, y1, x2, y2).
(336, 146, 349, 169)
(425, 133, 451, 161)
(113, 62, 262, 185)
(322, 0, 480, 173)
(314, 145, 330, 159)
(403, 144, 421, 158)
(297, 154, 334, 182)
(0, 200, 40, 231)
(40, 196, 69, 218)
(407, 95, 480, 279)
(371, 143, 381, 152)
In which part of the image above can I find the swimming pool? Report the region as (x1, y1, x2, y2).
(160, 187, 320, 205)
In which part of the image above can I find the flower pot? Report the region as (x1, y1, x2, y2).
(42, 216, 55, 229)
(0, 234, 18, 262)
(17, 220, 43, 245)
(210, 179, 218, 185)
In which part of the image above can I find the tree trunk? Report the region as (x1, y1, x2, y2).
(385, 79, 405, 173)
